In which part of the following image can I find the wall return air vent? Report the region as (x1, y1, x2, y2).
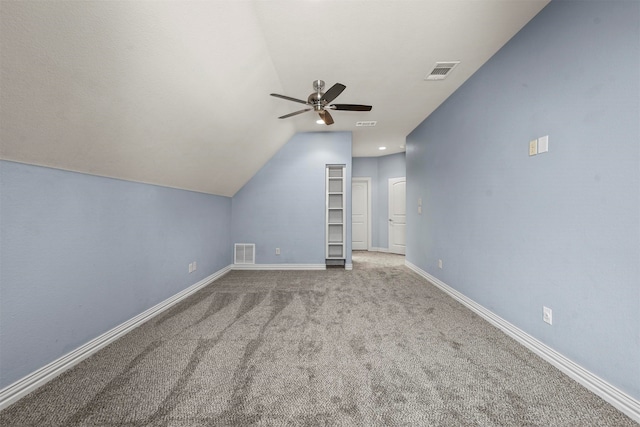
(425, 61, 460, 80)
(234, 243, 255, 264)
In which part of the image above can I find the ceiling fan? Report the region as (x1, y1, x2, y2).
(270, 80, 372, 125)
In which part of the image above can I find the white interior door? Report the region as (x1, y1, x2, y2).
(388, 177, 406, 254)
(352, 178, 370, 250)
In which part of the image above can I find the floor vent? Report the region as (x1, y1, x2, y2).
(234, 243, 255, 264)
(425, 61, 460, 80)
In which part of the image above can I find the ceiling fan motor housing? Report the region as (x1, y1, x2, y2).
(308, 92, 325, 110)
(309, 80, 326, 110)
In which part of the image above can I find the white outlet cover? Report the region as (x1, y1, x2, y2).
(538, 135, 549, 153)
(543, 306, 552, 325)
(193, 261, 196, 270)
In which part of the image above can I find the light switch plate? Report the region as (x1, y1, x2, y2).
(538, 135, 549, 153)
(529, 139, 538, 156)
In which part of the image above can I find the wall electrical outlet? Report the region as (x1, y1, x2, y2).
(188, 263, 193, 273)
(529, 139, 538, 156)
(543, 306, 552, 325)
(438, 259, 443, 269)
(193, 261, 197, 271)
(275, 248, 280, 255)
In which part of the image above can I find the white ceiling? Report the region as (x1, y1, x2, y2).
(0, 1, 549, 196)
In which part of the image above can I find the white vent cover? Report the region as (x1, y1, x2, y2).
(356, 121, 377, 127)
(425, 61, 460, 80)
(234, 243, 255, 264)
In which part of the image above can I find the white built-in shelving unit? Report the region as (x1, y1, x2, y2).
(326, 165, 346, 266)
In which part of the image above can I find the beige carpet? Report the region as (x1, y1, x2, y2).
(0, 252, 635, 426)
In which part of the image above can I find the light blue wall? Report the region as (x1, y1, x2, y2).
(232, 132, 353, 265)
(0, 160, 232, 389)
(353, 152, 406, 249)
(406, 0, 639, 399)
(352, 157, 378, 178)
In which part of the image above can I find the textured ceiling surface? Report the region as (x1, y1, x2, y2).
(0, 1, 549, 196)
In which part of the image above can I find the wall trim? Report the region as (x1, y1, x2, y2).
(0, 265, 232, 411)
(369, 247, 390, 253)
(404, 260, 640, 423)
(232, 263, 326, 271)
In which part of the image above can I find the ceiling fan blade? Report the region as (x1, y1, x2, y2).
(271, 93, 309, 105)
(319, 110, 334, 125)
(321, 83, 346, 104)
(279, 108, 312, 119)
(329, 104, 372, 111)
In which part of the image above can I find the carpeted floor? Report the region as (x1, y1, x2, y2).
(0, 252, 636, 426)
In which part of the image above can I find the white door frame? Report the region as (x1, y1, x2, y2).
(388, 176, 406, 255)
(352, 177, 372, 251)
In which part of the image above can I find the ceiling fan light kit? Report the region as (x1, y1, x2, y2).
(271, 80, 372, 125)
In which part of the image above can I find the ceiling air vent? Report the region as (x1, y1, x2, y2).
(425, 61, 460, 80)
(356, 121, 377, 127)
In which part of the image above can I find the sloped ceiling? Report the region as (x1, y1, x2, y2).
(0, 1, 549, 196)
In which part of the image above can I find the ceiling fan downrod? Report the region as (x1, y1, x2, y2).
(312, 79, 325, 92)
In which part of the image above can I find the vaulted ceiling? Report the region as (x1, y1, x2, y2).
(0, 1, 549, 196)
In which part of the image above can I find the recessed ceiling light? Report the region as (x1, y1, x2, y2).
(316, 119, 324, 124)
(379, 146, 387, 150)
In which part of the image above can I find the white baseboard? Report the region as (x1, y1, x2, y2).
(405, 260, 640, 424)
(369, 247, 390, 253)
(232, 263, 350, 271)
(232, 263, 326, 271)
(0, 265, 232, 411)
